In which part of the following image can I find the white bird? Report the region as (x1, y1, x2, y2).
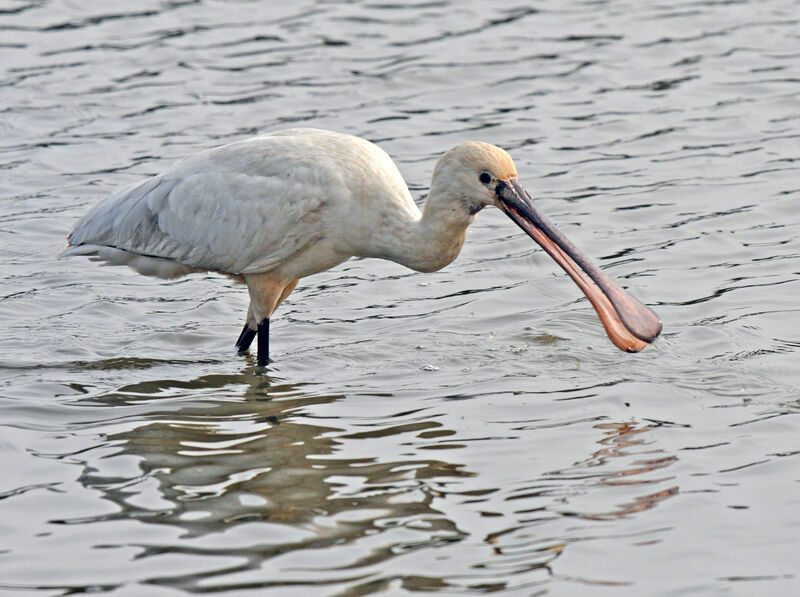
(66, 128, 661, 365)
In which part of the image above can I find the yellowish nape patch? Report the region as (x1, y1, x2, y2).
(439, 141, 519, 181)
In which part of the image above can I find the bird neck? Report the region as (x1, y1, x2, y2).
(393, 188, 475, 273)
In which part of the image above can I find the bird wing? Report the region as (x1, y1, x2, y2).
(67, 137, 330, 275)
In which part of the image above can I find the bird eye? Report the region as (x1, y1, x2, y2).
(479, 171, 492, 184)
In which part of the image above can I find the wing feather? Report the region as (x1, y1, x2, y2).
(67, 136, 330, 275)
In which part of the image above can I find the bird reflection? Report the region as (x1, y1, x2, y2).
(498, 418, 679, 525)
(479, 418, 679, 589)
(580, 421, 679, 518)
(72, 369, 471, 588)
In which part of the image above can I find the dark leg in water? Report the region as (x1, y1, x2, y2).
(257, 318, 270, 366)
(235, 323, 256, 353)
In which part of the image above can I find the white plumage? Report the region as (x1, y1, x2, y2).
(67, 128, 661, 365)
(69, 129, 414, 278)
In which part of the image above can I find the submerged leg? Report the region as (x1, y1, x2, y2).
(243, 273, 298, 366)
(235, 323, 256, 352)
(257, 319, 270, 366)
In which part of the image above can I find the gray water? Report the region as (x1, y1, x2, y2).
(2, 0, 799, 595)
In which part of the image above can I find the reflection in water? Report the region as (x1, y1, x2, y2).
(552, 420, 678, 521)
(3, 0, 799, 591)
(481, 418, 679, 590)
(42, 370, 682, 592)
(66, 371, 473, 590)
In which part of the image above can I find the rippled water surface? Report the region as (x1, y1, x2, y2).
(2, 0, 800, 594)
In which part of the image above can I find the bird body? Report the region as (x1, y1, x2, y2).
(67, 128, 661, 365)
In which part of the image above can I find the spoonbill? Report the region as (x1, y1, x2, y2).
(66, 128, 661, 366)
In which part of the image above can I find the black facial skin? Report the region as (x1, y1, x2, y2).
(468, 202, 486, 216)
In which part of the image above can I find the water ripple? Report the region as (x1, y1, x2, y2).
(1, 0, 800, 594)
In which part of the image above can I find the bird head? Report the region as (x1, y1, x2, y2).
(432, 141, 662, 353)
(431, 141, 518, 216)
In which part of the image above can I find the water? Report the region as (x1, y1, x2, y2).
(2, 0, 799, 594)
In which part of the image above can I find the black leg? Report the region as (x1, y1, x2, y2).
(235, 323, 257, 353)
(257, 318, 270, 366)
